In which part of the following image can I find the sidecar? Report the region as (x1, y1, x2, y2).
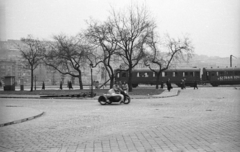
(98, 93, 130, 105)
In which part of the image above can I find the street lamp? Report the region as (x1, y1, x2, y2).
(90, 63, 93, 97)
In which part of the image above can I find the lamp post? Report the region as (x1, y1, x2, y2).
(90, 63, 93, 97)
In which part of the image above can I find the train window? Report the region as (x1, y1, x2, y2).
(165, 72, 168, 76)
(183, 72, 185, 77)
(145, 73, 149, 77)
(190, 72, 193, 77)
(117, 73, 120, 78)
(185, 72, 188, 76)
(211, 72, 215, 76)
(153, 72, 155, 77)
(121, 73, 127, 77)
(162, 72, 165, 77)
(234, 71, 240, 75)
(216, 72, 219, 76)
(137, 72, 140, 77)
(173, 72, 175, 77)
(219, 71, 224, 76)
(228, 71, 233, 75)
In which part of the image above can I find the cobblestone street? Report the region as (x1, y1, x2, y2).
(0, 87, 240, 152)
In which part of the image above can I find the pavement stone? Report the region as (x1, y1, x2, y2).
(0, 87, 239, 152)
(0, 89, 178, 127)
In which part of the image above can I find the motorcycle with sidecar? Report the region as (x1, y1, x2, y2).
(98, 90, 130, 105)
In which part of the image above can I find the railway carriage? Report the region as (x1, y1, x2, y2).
(115, 68, 201, 88)
(202, 67, 240, 86)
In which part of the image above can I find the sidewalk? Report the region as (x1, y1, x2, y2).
(0, 89, 180, 127)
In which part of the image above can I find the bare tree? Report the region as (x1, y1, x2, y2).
(85, 21, 119, 88)
(144, 34, 194, 89)
(43, 34, 91, 89)
(16, 35, 46, 91)
(106, 5, 156, 91)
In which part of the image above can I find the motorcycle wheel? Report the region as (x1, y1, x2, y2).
(98, 96, 107, 105)
(124, 96, 131, 104)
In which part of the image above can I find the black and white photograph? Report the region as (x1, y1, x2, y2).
(0, 0, 240, 151)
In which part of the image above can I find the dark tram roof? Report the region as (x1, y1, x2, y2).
(203, 67, 240, 71)
(130, 68, 201, 72)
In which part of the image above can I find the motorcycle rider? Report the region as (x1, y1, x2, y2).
(105, 81, 124, 103)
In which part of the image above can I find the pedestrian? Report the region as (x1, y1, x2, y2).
(67, 80, 70, 90)
(193, 80, 198, 89)
(183, 78, 186, 89)
(166, 79, 172, 92)
(160, 81, 164, 89)
(60, 81, 62, 90)
(181, 79, 184, 89)
(69, 81, 73, 90)
(42, 81, 45, 90)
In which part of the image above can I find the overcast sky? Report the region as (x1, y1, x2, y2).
(1, 0, 240, 57)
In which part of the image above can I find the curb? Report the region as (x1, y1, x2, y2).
(0, 111, 45, 127)
(0, 90, 181, 100)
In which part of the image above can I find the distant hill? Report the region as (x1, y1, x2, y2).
(1, 40, 240, 68)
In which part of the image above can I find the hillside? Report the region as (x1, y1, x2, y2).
(1, 40, 240, 68)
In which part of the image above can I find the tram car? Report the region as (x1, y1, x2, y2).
(115, 68, 201, 88)
(202, 67, 240, 86)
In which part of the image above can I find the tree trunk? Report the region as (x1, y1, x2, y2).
(110, 75, 114, 89)
(156, 73, 160, 89)
(128, 68, 133, 92)
(30, 67, 33, 92)
(78, 73, 83, 90)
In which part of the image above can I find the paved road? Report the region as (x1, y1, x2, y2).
(0, 87, 239, 152)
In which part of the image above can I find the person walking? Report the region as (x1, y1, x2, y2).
(181, 79, 184, 89)
(166, 79, 172, 92)
(67, 81, 70, 90)
(42, 81, 45, 90)
(60, 81, 62, 90)
(69, 81, 73, 90)
(193, 80, 198, 89)
(160, 81, 164, 89)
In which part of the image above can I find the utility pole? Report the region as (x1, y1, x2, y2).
(230, 55, 237, 67)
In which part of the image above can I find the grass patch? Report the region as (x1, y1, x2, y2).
(0, 88, 164, 96)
